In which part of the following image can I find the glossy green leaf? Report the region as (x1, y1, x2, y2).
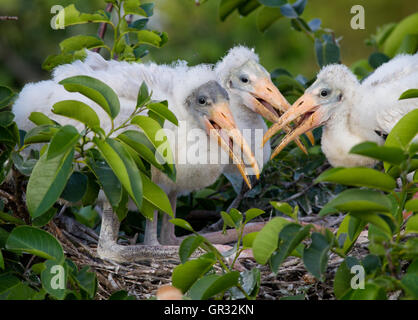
(405, 199, 418, 212)
(28, 112, 57, 126)
(350, 212, 392, 236)
(252, 217, 290, 264)
(147, 102, 178, 126)
(123, 0, 147, 16)
(271, 223, 311, 273)
(189, 272, 240, 300)
(24, 125, 59, 145)
(349, 283, 387, 300)
(26, 148, 74, 219)
(93, 138, 143, 210)
(59, 35, 105, 53)
(0, 86, 14, 108)
(54, 4, 112, 28)
(399, 89, 418, 100)
(179, 235, 205, 264)
(350, 142, 406, 165)
(60, 172, 88, 203)
(75, 266, 97, 299)
(172, 253, 216, 293)
(316, 167, 396, 192)
(405, 214, 418, 234)
(52, 100, 100, 129)
(136, 82, 150, 107)
(319, 189, 392, 216)
(47, 125, 80, 160)
(385, 109, 418, 150)
(59, 76, 120, 119)
(6, 226, 64, 263)
(0, 211, 25, 225)
(139, 171, 173, 216)
(170, 218, 194, 233)
(130, 115, 175, 173)
(243, 232, 258, 249)
(40, 260, 67, 300)
(0, 112, 14, 127)
(336, 215, 367, 254)
(244, 208, 265, 223)
(303, 232, 330, 279)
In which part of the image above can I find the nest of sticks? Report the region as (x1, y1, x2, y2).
(45, 213, 370, 300)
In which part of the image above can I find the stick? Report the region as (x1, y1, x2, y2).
(0, 16, 18, 21)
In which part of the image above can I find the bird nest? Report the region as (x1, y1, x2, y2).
(46, 216, 369, 300)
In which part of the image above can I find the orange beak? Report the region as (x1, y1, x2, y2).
(263, 93, 323, 160)
(205, 102, 260, 188)
(248, 78, 315, 154)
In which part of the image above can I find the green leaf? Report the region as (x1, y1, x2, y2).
(350, 212, 392, 236)
(123, 0, 147, 16)
(52, 100, 100, 129)
(349, 283, 387, 300)
(26, 148, 74, 219)
(117, 130, 165, 171)
(0, 86, 15, 108)
(243, 232, 258, 249)
(399, 89, 418, 100)
(93, 138, 143, 210)
(147, 102, 178, 126)
(54, 4, 112, 28)
(47, 125, 80, 160)
(24, 125, 59, 145)
(130, 115, 175, 174)
(61, 172, 88, 203)
(59, 35, 105, 53)
(385, 109, 418, 150)
(244, 208, 265, 223)
(406, 199, 418, 213)
(40, 260, 67, 300)
(0, 211, 25, 225)
(271, 201, 293, 216)
(188, 272, 240, 300)
(336, 215, 367, 254)
(29, 112, 57, 126)
(59, 76, 120, 119)
(238, 0, 261, 16)
(32, 207, 57, 227)
(135, 30, 164, 47)
(0, 112, 15, 127)
(405, 214, 418, 234)
(350, 142, 406, 165)
(220, 211, 235, 228)
(6, 226, 64, 263)
(271, 223, 311, 273)
(0, 250, 3, 270)
(75, 266, 97, 299)
(73, 206, 100, 228)
(172, 254, 216, 293)
(334, 257, 359, 299)
(42, 50, 87, 72)
(170, 218, 194, 233)
(136, 82, 150, 107)
(401, 274, 418, 298)
(316, 167, 396, 192)
(252, 217, 290, 264)
(179, 235, 205, 264)
(303, 232, 330, 279)
(256, 6, 283, 32)
(109, 290, 135, 300)
(319, 189, 392, 216)
(139, 171, 173, 216)
(219, 0, 247, 21)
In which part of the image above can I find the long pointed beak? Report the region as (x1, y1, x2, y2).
(247, 77, 312, 154)
(263, 93, 323, 159)
(205, 102, 260, 188)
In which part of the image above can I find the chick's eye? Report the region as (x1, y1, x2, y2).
(198, 97, 206, 105)
(240, 75, 249, 83)
(320, 89, 330, 97)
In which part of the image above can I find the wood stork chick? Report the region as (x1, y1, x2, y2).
(13, 62, 259, 261)
(263, 54, 418, 167)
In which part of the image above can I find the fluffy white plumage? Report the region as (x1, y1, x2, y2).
(215, 46, 271, 192)
(13, 56, 228, 196)
(318, 54, 418, 167)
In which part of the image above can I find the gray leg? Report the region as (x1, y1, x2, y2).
(143, 210, 160, 245)
(159, 192, 179, 245)
(97, 201, 179, 262)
